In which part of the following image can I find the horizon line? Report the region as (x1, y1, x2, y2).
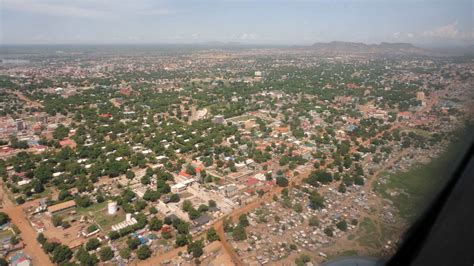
(0, 41, 472, 48)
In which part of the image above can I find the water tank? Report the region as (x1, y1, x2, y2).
(107, 201, 117, 215)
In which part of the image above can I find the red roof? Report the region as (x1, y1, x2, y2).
(265, 180, 275, 186)
(179, 171, 191, 178)
(120, 87, 132, 96)
(98, 113, 112, 118)
(245, 177, 259, 187)
(161, 225, 172, 233)
(0, 146, 13, 153)
(398, 111, 410, 117)
(59, 139, 76, 149)
(245, 188, 255, 194)
(33, 145, 48, 150)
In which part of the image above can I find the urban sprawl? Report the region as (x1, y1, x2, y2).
(0, 44, 472, 266)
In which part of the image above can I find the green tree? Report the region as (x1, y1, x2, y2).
(37, 233, 47, 244)
(125, 170, 135, 179)
(208, 199, 217, 208)
(324, 227, 334, 237)
(295, 254, 311, 266)
(143, 189, 160, 202)
(238, 214, 249, 227)
(120, 248, 131, 260)
(354, 176, 365, 186)
(136, 245, 151, 260)
(293, 203, 303, 213)
(99, 246, 114, 261)
(85, 238, 100, 251)
(75, 195, 92, 208)
(170, 193, 180, 202)
(53, 124, 69, 140)
(10, 236, 19, 245)
(75, 247, 98, 266)
(232, 225, 247, 241)
(276, 176, 289, 187)
(336, 220, 348, 231)
(338, 182, 346, 193)
(0, 212, 10, 226)
(127, 237, 141, 250)
(308, 216, 319, 227)
(182, 200, 193, 212)
(52, 215, 63, 227)
(52, 244, 73, 264)
(149, 217, 163, 231)
(108, 231, 120, 240)
(308, 191, 324, 210)
(223, 216, 234, 232)
(187, 240, 204, 258)
(175, 234, 188, 247)
(206, 227, 220, 242)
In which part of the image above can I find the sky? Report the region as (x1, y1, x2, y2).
(1, 0, 473, 46)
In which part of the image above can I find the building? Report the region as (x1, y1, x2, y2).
(171, 179, 194, 193)
(59, 139, 77, 149)
(194, 214, 210, 227)
(171, 183, 186, 193)
(345, 124, 358, 133)
(15, 119, 25, 131)
(107, 201, 118, 215)
(47, 200, 76, 215)
(120, 87, 132, 97)
(212, 115, 225, 125)
(10, 252, 31, 266)
(398, 111, 411, 120)
(35, 114, 48, 124)
(417, 91, 425, 101)
(111, 216, 137, 232)
(222, 185, 239, 197)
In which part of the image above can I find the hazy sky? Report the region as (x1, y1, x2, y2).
(1, 0, 473, 45)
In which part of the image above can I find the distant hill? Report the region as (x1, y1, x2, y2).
(200, 41, 242, 46)
(310, 41, 422, 54)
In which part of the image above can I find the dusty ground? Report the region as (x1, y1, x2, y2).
(201, 241, 234, 266)
(137, 245, 187, 266)
(0, 184, 52, 266)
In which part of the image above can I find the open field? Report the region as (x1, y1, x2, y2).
(374, 137, 466, 221)
(355, 217, 382, 249)
(77, 201, 126, 231)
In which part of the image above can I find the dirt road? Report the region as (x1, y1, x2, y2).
(135, 125, 400, 264)
(0, 185, 52, 266)
(212, 167, 315, 266)
(136, 246, 187, 266)
(6, 90, 44, 109)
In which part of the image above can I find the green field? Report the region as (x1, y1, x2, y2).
(375, 136, 466, 221)
(327, 249, 359, 260)
(227, 114, 257, 122)
(77, 201, 108, 215)
(77, 201, 125, 231)
(355, 217, 382, 249)
(401, 127, 432, 138)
